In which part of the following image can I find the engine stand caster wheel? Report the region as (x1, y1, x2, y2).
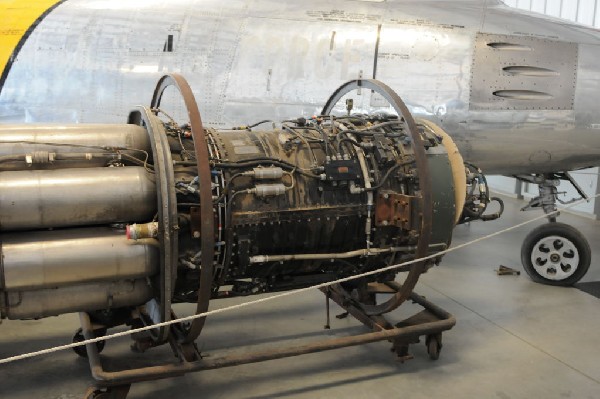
(84, 387, 108, 399)
(72, 328, 107, 358)
(426, 334, 442, 360)
(521, 222, 591, 286)
(84, 385, 131, 399)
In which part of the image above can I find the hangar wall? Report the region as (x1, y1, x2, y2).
(503, 0, 600, 25)
(489, 0, 600, 219)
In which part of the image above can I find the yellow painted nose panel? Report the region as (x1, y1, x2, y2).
(0, 0, 64, 84)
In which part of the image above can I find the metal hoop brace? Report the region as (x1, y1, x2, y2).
(321, 79, 433, 315)
(150, 73, 215, 343)
(127, 106, 178, 343)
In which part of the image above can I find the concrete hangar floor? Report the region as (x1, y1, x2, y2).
(0, 194, 599, 399)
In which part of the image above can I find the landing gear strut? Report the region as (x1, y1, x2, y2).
(517, 173, 591, 286)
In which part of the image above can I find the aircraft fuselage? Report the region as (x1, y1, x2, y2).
(0, 0, 599, 175)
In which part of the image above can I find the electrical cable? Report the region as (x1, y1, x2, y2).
(247, 120, 275, 129)
(336, 137, 360, 155)
(281, 125, 319, 165)
(364, 160, 414, 192)
(213, 172, 245, 204)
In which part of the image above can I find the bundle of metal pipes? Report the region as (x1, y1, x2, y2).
(0, 124, 158, 319)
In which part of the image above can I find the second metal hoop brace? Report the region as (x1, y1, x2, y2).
(321, 79, 433, 315)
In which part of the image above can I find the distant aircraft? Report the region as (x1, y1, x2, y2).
(1, 1, 599, 282)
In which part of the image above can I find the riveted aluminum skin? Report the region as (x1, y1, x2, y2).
(1, 1, 599, 175)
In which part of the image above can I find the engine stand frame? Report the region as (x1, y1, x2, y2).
(79, 283, 455, 399)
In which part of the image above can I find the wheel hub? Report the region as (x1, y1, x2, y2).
(531, 235, 579, 281)
(550, 253, 561, 263)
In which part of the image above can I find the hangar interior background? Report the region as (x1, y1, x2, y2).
(493, 0, 600, 219)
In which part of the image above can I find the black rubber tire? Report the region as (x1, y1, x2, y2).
(72, 328, 106, 358)
(426, 335, 441, 360)
(521, 222, 591, 286)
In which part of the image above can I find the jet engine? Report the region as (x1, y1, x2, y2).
(0, 76, 468, 396)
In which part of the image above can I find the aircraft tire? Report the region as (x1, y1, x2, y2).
(521, 222, 591, 286)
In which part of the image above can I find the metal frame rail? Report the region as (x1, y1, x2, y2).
(79, 284, 455, 398)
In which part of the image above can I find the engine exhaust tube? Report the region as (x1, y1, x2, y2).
(0, 124, 151, 170)
(3, 279, 153, 319)
(0, 166, 156, 230)
(1, 227, 159, 291)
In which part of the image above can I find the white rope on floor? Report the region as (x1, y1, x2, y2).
(1, 193, 598, 365)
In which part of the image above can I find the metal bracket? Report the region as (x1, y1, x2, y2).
(375, 192, 414, 229)
(496, 265, 521, 276)
(563, 171, 589, 201)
